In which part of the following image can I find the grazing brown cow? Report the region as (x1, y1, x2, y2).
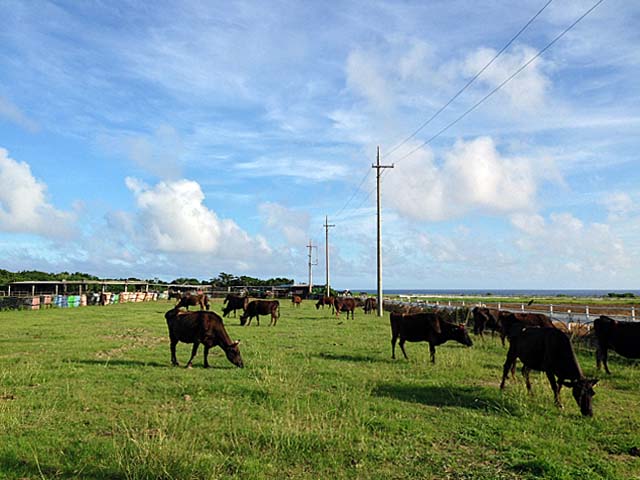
(164, 307, 243, 368)
(176, 292, 210, 311)
(594, 315, 640, 374)
(363, 297, 377, 314)
(500, 326, 597, 416)
(315, 296, 335, 312)
(291, 295, 302, 307)
(335, 297, 356, 319)
(390, 312, 472, 363)
(240, 300, 280, 326)
(222, 293, 248, 318)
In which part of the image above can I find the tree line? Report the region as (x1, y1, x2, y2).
(0, 269, 294, 289)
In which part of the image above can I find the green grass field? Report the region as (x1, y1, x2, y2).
(1, 300, 639, 479)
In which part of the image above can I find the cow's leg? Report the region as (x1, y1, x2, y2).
(186, 342, 199, 368)
(598, 346, 611, 375)
(203, 345, 210, 368)
(399, 338, 409, 359)
(170, 338, 179, 366)
(391, 333, 398, 359)
(429, 343, 436, 364)
(500, 349, 517, 389)
(522, 366, 532, 393)
(546, 372, 563, 408)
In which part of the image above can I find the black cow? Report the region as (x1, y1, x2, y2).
(164, 308, 243, 368)
(471, 306, 501, 337)
(176, 292, 210, 311)
(222, 294, 248, 318)
(335, 297, 356, 319)
(168, 289, 182, 302)
(363, 297, 377, 314)
(500, 327, 597, 416)
(390, 312, 472, 363)
(498, 311, 555, 346)
(594, 315, 640, 374)
(240, 300, 280, 326)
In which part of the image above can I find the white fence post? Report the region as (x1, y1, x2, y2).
(550, 304, 553, 317)
(585, 305, 589, 322)
(633, 306, 636, 321)
(521, 303, 525, 311)
(498, 302, 501, 310)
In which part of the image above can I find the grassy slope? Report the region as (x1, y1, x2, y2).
(1, 300, 639, 479)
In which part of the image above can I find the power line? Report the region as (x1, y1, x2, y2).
(333, 168, 372, 219)
(389, 0, 606, 167)
(382, 0, 555, 161)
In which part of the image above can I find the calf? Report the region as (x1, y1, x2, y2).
(240, 300, 280, 326)
(164, 308, 243, 368)
(500, 327, 597, 416)
(291, 295, 302, 307)
(334, 297, 356, 319)
(176, 292, 210, 311)
(594, 315, 640, 374)
(390, 312, 471, 363)
(222, 294, 248, 318)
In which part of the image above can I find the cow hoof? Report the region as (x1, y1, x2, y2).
(186, 364, 193, 369)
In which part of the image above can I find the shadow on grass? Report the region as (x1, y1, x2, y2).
(0, 453, 124, 480)
(372, 382, 521, 415)
(315, 352, 390, 363)
(69, 358, 235, 369)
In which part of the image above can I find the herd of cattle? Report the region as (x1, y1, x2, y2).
(163, 291, 640, 417)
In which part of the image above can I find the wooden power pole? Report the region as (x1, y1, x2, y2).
(323, 216, 335, 297)
(372, 146, 394, 316)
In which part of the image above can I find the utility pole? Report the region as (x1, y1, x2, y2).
(372, 146, 394, 316)
(306, 239, 317, 297)
(323, 216, 335, 297)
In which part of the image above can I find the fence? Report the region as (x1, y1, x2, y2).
(393, 295, 638, 323)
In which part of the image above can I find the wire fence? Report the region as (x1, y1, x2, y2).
(391, 295, 639, 324)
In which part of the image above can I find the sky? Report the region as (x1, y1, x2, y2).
(0, 0, 639, 290)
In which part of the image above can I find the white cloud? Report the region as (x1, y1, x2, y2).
(511, 211, 629, 278)
(461, 45, 551, 111)
(124, 177, 270, 256)
(603, 192, 636, 222)
(259, 202, 309, 246)
(0, 95, 39, 133)
(236, 156, 349, 181)
(385, 136, 557, 221)
(0, 148, 75, 237)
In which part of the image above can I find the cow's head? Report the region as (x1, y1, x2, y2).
(224, 340, 244, 368)
(455, 324, 473, 347)
(564, 378, 598, 417)
(239, 314, 248, 326)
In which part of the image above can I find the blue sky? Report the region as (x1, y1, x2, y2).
(0, 0, 638, 289)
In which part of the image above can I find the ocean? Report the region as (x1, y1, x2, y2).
(356, 289, 640, 298)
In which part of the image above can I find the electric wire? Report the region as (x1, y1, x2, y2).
(382, 0, 555, 161)
(386, 0, 606, 169)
